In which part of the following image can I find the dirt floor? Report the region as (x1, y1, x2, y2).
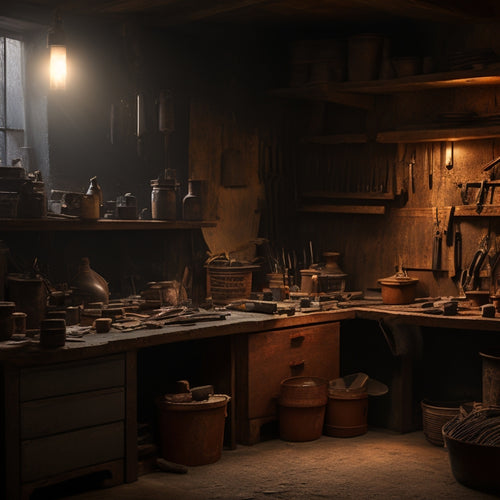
(37, 428, 499, 500)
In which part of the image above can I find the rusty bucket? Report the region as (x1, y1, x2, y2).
(279, 376, 328, 442)
(156, 394, 230, 466)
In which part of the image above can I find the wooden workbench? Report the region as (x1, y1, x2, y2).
(1, 303, 499, 500)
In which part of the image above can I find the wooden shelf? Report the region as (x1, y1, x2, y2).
(455, 205, 500, 217)
(269, 67, 500, 109)
(333, 67, 500, 94)
(301, 133, 368, 144)
(302, 191, 394, 201)
(299, 204, 386, 215)
(268, 84, 374, 109)
(377, 124, 500, 143)
(0, 218, 217, 231)
(392, 205, 500, 217)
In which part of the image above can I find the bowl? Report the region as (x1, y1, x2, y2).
(444, 433, 500, 494)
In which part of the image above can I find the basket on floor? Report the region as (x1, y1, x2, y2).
(421, 399, 464, 446)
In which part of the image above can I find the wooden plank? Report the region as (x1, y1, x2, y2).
(302, 191, 394, 200)
(125, 351, 138, 483)
(4, 365, 20, 500)
(0, 218, 217, 232)
(21, 422, 124, 483)
(455, 205, 500, 217)
(268, 86, 374, 109)
(20, 355, 125, 401)
(300, 204, 386, 214)
(302, 133, 368, 144)
(20, 388, 125, 439)
(21, 459, 124, 500)
(334, 68, 500, 94)
(377, 125, 500, 143)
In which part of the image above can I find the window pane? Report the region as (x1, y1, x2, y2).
(0, 37, 5, 128)
(6, 37, 24, 130)
(6, 130, 24, 166)
(0, 131, 5, 165)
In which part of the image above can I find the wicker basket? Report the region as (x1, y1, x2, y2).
(421, 400, 464, 446)
(206, 265, 258, 305)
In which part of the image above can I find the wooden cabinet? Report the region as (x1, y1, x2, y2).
(3, 353, 137, 500)
(235, 322, 340, 444)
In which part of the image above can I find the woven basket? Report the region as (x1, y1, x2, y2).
(206, 265, 258, 305)
(421, 400, 464, 447)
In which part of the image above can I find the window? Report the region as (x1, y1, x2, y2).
(0, 36, 25, 166)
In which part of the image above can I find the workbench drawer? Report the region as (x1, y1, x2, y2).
(19, 354, 125, 402)
(20, 388, 125, 440)
(21, 421, 124, 483)
(246, 322, 339, 419)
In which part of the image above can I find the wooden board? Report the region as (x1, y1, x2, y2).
(21, 422, 124, 482)
(19, 355, 125, 401)
(21, 388, 125, 439)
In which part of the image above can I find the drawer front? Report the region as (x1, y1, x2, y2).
(247, 323, 339, 419)
(21, 421, 124, 482)
(20, 354, 125, 401)
(21, 388, 125, 439)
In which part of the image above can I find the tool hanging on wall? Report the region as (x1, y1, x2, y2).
(408, 149, 416, 194)
(453, 221, 462, 280)
(432, 207, 442, 270)
(136, 92, 146, 156)
(159, 89, 175, 168)
(427, 144, 433, 190)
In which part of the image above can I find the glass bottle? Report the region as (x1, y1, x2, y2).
(182, 179, 203, 220)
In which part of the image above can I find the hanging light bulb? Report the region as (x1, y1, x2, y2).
(47, 10, 66, 90)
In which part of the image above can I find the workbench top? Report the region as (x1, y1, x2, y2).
(1, 301, 499, 365)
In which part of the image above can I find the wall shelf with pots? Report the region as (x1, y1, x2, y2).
(0, 218, 217, 231)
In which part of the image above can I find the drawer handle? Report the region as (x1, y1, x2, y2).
(289, 359, 305, 368)
(290, 334, 305, 345)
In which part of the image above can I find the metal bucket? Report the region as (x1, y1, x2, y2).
(479, 348, 500, 406)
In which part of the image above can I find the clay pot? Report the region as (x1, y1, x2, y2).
(378, 276, 418, 304)
(70, 257, 109, 307)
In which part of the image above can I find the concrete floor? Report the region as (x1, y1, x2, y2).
(43, 428, 498, 500)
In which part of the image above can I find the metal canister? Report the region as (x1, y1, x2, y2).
(151, 169, 179, 220)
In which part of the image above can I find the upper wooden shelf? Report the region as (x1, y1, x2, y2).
(270, 67, 500, 108)
(377, 125, 500, 143)
(0, 218, 217, 231)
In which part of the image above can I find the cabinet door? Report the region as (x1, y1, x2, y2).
(247, 322, 339, 419)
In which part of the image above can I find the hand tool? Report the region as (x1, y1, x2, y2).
(428, 144, 433, 189)
(432, 207, 442, 270)
(461, 235, 489, 291)
(453, 222, 462, 279)
(445, 206, 455, 247)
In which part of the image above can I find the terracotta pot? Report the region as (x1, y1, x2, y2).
(378, 276, 418, 305)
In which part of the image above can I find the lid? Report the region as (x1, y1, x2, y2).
(378, 275, 418, 286)
(281, 376, 327, 388)
(158, 394, 231, 411)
